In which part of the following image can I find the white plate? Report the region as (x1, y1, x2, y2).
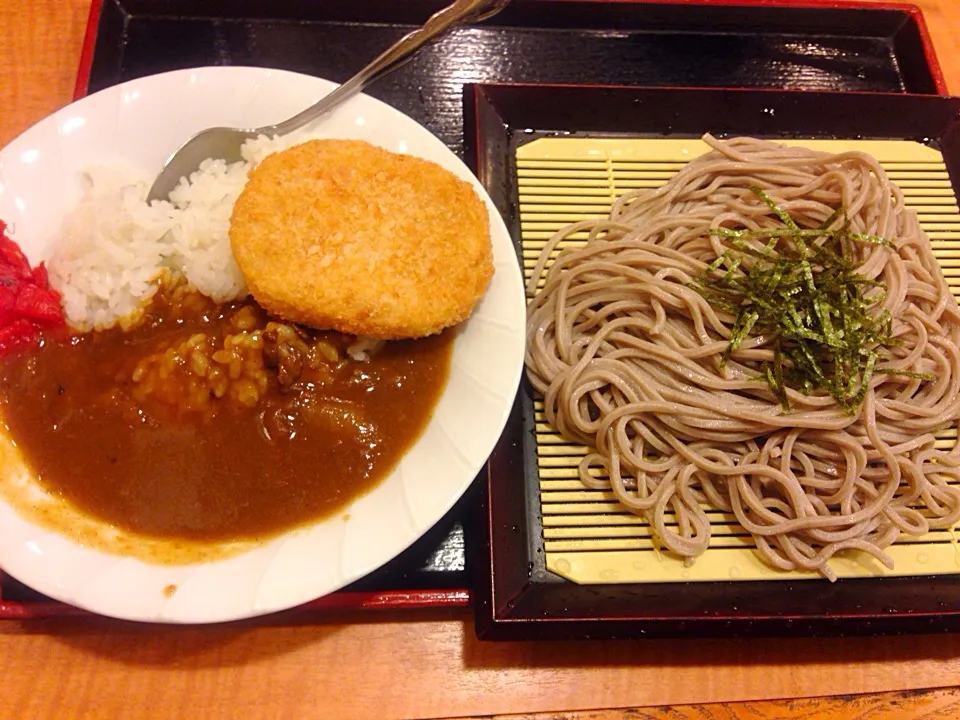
(0, 66, 525, 623)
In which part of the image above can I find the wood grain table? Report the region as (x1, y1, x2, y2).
(3, 1, 960, 719)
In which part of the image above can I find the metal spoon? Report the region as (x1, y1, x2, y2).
(147, 0, 510, 202)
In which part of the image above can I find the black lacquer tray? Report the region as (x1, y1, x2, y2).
(469, 83, 960, 640)
(0, 0, 947, 619)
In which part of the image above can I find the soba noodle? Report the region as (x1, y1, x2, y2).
(525, 135, 960, 580)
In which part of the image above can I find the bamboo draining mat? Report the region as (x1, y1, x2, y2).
(518, 137, 960, 583)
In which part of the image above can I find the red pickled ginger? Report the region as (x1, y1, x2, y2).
(0, 220, 66, 355)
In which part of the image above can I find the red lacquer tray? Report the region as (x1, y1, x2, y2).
(0, 0, 947, 621)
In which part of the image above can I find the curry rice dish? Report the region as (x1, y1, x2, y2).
(0, 138, 494, 555)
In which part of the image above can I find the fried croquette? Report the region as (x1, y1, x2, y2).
(228, 139, 494, 339)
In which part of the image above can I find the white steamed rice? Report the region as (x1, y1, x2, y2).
(47, 132, 320, 331)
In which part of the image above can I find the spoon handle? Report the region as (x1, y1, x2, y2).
(270, 0, 506, 136)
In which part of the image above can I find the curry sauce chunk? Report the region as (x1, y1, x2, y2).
(0, 280, 453, 542)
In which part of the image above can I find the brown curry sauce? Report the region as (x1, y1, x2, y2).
(0, 285, 453, 543)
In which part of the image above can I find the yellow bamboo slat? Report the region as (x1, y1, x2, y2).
(519, 136, 960, 584)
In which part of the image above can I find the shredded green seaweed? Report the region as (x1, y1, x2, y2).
(689, 188, 934, 414)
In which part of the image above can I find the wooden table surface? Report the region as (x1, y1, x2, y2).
(3, 1, 960, 718)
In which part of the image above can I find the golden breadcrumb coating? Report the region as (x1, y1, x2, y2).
(229, 139, 494, 339)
